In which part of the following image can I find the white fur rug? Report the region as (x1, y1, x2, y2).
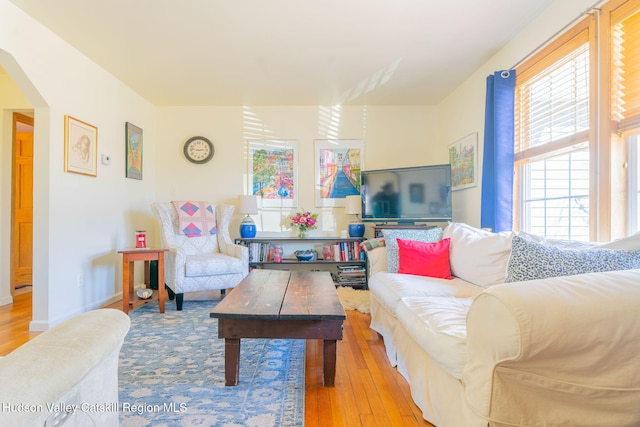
(336, 286, 370, 313)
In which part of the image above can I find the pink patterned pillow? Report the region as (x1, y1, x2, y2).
(171, 201, 217, 237)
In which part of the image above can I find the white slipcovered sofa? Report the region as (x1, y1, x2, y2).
(366, 222, 640, 427)
(0, 309, 130, 427)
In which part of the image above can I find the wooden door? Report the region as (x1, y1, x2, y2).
(11, 113, 33, 293)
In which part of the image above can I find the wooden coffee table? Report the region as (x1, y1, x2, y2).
(210, 269, 346, 386)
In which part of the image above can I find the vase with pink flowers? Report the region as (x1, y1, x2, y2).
(289, 210, 318, 238)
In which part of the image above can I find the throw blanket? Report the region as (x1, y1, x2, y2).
(172, 201, 217, 237)
(360, 237, 385, 252)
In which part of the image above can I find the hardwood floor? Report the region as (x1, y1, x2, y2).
(0, 290, 40, 356)
(0, 291, 433, 427)
(305, 309, 433, 427)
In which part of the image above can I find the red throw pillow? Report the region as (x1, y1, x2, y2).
(397, 238, 453, 279)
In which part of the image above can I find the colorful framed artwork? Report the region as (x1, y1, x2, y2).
(125, 122, 143, 180)
(248, 140, 297, 208)
(448, 132, 477, 191)
(314, 139, 363, 207)
(64, 115, 98, 177)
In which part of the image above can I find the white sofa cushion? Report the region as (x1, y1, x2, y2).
(599, 231, 640, 250)
(442, 222, 514, 287)
(368, 272, 483, 316)
(397, 296, 473, 379)
(523, 229, 640, 251)
(505, 235, 640, 282)
(185, 253, 246, 276)
(516, 230, 600, 249)
(365, 246, 389, 276)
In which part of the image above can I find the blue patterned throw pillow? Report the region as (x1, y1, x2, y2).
(382, 228, 443, 273)
(505, 235, 640, 283)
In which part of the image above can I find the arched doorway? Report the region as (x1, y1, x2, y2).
(0, 55, 46, 333)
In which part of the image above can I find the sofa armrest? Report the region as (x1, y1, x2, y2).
(222, 242, 249, 263)
(213, 204, 248, 263)
(365, 246, 388, 276)
(164, 247, 184, 284)
(463, 268, 640, 426)
(0, 309, 130, 426)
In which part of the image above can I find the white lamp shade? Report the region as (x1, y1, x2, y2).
(238, 195, 258, 215)
(344, 195, 362, 216)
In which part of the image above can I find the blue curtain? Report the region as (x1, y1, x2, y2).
(481, 70, 516, 232)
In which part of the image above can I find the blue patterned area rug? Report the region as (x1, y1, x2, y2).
(118, 300, 305, 427)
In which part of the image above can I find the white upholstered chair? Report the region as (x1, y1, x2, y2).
(151, 202, 249, 310)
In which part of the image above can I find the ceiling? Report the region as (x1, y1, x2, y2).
(8, 0, 556, 106)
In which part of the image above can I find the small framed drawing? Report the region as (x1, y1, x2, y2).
(248, 140, 297, 208)
(315, 139, 363, 207)
(64, 115, 98, 177)
(448, 132, 477, 191)
(125, 122, 143, 180)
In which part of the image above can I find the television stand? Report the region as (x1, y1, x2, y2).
(373, 221, 415, 226)
(372, 224, 437, 238)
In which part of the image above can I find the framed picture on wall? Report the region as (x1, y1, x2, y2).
(448, 132, 477, 191)
(125, 122, 143, 180)
(248, 140, 298, 208)
(64, 115, 98, 177)
(314, 139, 363, 207)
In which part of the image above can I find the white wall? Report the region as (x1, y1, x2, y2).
(155, 105, 441, 239)
(436, 0, 598, 226)
(0, 0, 157, 329)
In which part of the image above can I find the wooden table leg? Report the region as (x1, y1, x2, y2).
(122, 257, 132, 314)
(225, 338, 241, 386)
(157, 252, 165, 313)
(143, 260, 151, 286)
(323, 339, 337, 387)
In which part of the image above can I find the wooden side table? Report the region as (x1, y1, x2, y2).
(118, 248, 168, 314)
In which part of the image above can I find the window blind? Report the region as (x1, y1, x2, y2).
(515, 30, 590, 161)
(612, 4, 640, 133)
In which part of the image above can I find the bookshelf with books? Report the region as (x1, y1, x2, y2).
(234, 237, 368, 288)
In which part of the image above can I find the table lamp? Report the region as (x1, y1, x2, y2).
(238, 195, 258, 238)
(344, 195, 365, 237)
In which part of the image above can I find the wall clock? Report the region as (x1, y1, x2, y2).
(183, 136, 214, 164)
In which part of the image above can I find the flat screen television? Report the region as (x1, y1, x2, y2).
(360, 164, 452, 223)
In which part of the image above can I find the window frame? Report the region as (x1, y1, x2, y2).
(628, 134, 640, 234)
(514, 18, 598, 241)
(513, 0, 640, 242)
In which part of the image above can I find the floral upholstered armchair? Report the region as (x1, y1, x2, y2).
(151, 201, 249, 310)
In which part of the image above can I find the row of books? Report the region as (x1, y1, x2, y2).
(239, 240, 365, 263)
(327, 241, 365, 262)
(242, 242, 278, 262)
